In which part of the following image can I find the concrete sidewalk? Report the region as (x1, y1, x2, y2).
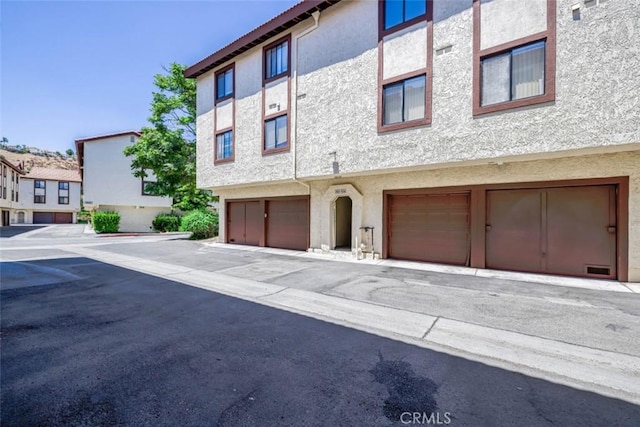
(62, 242, 640, 406)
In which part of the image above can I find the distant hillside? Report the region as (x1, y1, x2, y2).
(0, 149, 79, 172)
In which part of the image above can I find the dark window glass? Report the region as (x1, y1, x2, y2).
(58, 196, 69, 205)
(216, 69, 233, 100)
(264, 115, 288, 150)
(58, 181, 69, 190)
(265, 41, 288, 79)
(383, 75, 426, 125)
(35, 180, 46, 189)
(34, 195, 45, 204)
(216, 131, 233, 160)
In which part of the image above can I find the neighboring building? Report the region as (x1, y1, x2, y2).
(75, 131, 172, 232)
(0, 156, 25, 226)
(17, 167, 82, 224)
(186, 0, 640, 282)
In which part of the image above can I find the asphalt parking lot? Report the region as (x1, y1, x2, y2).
(2, 255, 639, 426)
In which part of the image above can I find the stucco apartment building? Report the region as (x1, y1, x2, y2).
(76, 131, 172, 232)
(16, 167, 82, 224)
(186, 0, 640, 282)
(0, 156, 25, 226)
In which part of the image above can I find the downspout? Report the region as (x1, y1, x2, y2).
(291, 10, 321, 193)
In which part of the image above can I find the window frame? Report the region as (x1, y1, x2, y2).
(58, 181, 69, 205)
(472, 0, 556, 116)
(379, 70, 431, 132)
(262, 35, 291, 85)
(214, 128, 234, 164)
(215, 63, 235, 104)
(141, 178, 155, 196)
(34, 180, 46, 204)
(262, 113, 289, 155)
(379, 0, 429, 38)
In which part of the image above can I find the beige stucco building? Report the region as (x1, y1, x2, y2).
(76, 131, 172, 232)
(0, 156, 25, 226)
(186, 0, 640, 282)
(17, 168, 82, 224)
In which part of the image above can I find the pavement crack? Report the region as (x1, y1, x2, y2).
(422, 317, 440, 339)
(259, 287, 289, 298)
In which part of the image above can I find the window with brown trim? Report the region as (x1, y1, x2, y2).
(481, 40, 546, 107)
(264, 115, 288, 152)
(383, 74, 426, 125)
(380, 0, 428, 37)
(34, 180, 45, 203)
(473, 0, 556, 116)
(215, 130, 234, 163)
(263, 37, 289, 82)
(215, 64, 234, 102)
(58, 181, 69, 205)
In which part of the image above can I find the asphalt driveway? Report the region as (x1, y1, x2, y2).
(2, 256, 639, 426)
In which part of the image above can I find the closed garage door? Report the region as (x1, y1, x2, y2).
(227, 201, 261, 245)
(486, 185, 617, 279)
(33, 212, 54, 224)
(388, 193, 470, 265)
(266, 198, 309, 251)
(54, 212, 73, 223)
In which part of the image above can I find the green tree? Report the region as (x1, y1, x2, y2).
(124, 63, 213, 211)
(65, 148, 74, 157)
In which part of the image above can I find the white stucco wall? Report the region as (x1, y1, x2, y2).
(480, 0, 547, 50)
(83, 134, 172, 208)
(382, 21, 427, 80)
(18, 178, 81, 213)
(216, 99, 233, 130)
(98, 205, 172, 233)
(264, 78, 288, 114)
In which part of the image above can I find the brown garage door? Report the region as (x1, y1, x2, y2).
(54, 212, 73, 223)
(33, 212, 54, 224)
(266, 198, 309, 251)
(388, 193, 470, 265)
(486, 185, 616, 279)
(227, 201, 261, 245)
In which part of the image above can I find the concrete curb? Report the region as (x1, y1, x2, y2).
(63, 245, 640, 405)
(204, 242, 634, 293)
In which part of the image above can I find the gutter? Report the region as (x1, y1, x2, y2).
(291, 10, 321, 193)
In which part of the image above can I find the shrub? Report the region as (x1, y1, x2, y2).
(92, 211, 120, 233)
(180, 210, 218, 240)
(152, 213, 181, 232)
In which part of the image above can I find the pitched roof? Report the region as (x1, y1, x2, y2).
(74, 130, 141, 143)
(184, 0, 341, 78)
(25, 167, 82, 183)
(0, 156, 25, 174)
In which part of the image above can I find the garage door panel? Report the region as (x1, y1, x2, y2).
(227, 202, 246, 244)
(486, 185, 616, 279)
(54, 213, 73, 224)
(486, 189, 542, 272)
(244, 202, 262, 246)
(33, 212, 54, 224)
(389, 193, 470, 266)
(546, 186, 616, 278)
(266, 199, 309, 251)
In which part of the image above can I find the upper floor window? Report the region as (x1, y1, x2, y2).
(34, 180, 46, 203)
(384, 0, 427, 31)
(383, 75, 426, 125)
(264, 38, 289, 81)
(215, 130, 234, 162)
(481, 41, 545, 107)
(141, 178, 155, 196)
(264, 115, 288, 153)
(58, 181, 69, 205)
(216, 66, 234, 101)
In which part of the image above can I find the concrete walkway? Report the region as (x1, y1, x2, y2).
(60, 242, 640, 406)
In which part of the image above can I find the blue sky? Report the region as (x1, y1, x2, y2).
(1, 0, 299, 152)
